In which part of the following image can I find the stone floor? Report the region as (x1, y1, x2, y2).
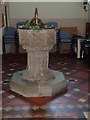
(1, 53, 89, 119)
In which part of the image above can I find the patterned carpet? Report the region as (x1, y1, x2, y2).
(1, 53, 89, 119)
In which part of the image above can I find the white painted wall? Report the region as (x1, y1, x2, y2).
(8, 2, 84, 19)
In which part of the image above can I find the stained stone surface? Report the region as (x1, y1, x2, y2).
(18, 29, 56, 82)
(10, 70, 67, 97)
(10, 29, 67, 97)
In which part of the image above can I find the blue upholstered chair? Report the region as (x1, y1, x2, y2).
(16, 22, 26, 29)
(3, 27, 19, 54)
(15, 22, 26, 53)
(59, 31, 72, 53)
(47, 22, 60, 54)
(47, 22, 58, 29)
(60, 31, 71, 43)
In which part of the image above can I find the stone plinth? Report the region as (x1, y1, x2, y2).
(10, 29, 67, 97)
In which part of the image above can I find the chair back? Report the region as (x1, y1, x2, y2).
(60, 31, 71, 39)
(16, 22, 26, 29)
(4, 27, 16, 35)
(47, 22, 58, 29)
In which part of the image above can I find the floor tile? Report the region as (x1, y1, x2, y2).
(2, 53, 88, 119)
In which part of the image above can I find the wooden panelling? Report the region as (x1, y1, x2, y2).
(60, 27, 78, 39)
(85, 22, 90, 38)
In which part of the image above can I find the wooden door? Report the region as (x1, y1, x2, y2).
(86, 22, 90, 39)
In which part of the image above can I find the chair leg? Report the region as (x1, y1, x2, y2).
(3, 36, 6, 54)
(15, 43, 19, 55)
(15, 35, 19, 55)
(56, 38, 60, 55)
(70, 43, 74, 55)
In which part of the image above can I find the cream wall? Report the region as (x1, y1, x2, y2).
(5, 2, 89, 53)
(89, 4, 90, 22)
(8, 2, 88, 36)
(9, 2, 84, 19)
